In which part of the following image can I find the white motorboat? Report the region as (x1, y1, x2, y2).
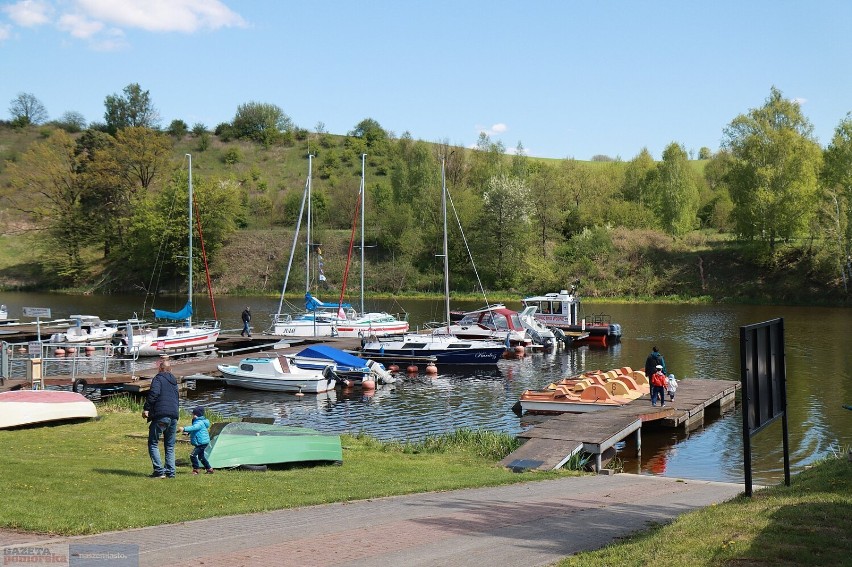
(522, 282, 622, 346)
(0, 390, 97, 429)
(218, 355, 337, 393)
(430, 304, 531, 347)
(518, 306, 558, 349)
(48, 315, 118, 345)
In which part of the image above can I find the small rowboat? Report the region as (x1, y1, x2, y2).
(0, 390, 97, 429)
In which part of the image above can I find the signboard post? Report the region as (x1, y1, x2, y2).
(740, 318, 790, 496)
(22, 307, 51, 343)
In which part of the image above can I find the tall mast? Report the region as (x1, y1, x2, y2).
(442, 157, 450, 330)
(186, 153, 193, 326)
(306, 154, 313, 293)
(360, 153, 366, 315)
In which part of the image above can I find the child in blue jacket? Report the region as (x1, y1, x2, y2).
(178, 406, 214, 475)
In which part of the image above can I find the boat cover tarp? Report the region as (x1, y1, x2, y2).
(296, 344, 370, 371)
(304, 292, 351, 312)
(205, 421, 342, 468)
(152, 300, 192, 321)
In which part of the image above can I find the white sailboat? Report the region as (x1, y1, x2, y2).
(119, 154, 220, 356)
(270, 154, 408, 338)
(360, 157, 506, 365)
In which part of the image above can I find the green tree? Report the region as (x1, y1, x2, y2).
(1, 130, 86, 283)
(820, 113, 852, 291)
(651, 142, 699, 236)
(167, 119, 189, 138)
(698, 147, 713, 160)
(349, 118, 388, 150)
(722, 86, 822, 249)
(527, 163, 567, 257)
(103, 83, 160, 134)
(53, 111, 87, 133)
(8, 92, 48, 126)
(477, 174, 531, 287)
(232, 101, 293, 147)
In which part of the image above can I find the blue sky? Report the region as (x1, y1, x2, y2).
(1, 0, 850, 160)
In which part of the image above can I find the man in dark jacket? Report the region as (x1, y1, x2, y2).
(644, 346, 667, 378)
(142, 358, 180, 478)
(241, 306, 252, 338)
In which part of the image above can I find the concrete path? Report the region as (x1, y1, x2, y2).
(1, 474, 743, 566)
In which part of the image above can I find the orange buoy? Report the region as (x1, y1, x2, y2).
(85, 345, 95, 354)
(388, 364, 399, 372)
(406, 365, 418, 373)
(514, 345, 525, 356)
(425, 363, 438, 375)
(66, 347, 77, 355)
(362, 378, 376, 391)
(54, 348, 65, 356)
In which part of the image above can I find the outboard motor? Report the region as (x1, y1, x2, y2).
(366, 359, 395, 384)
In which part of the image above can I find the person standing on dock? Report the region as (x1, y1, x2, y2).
(142, 358, 180, 478)
(651, 365, 667, 407)
(644, 346, 667, 378)
(241, 306, 252, 338)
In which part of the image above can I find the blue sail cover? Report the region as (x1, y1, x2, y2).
(152, 300, 192, 321)
(304, 292, 352, 312)
(296, 344, 370, 372)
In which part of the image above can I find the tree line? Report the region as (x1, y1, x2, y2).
(3, 84, 852, 299)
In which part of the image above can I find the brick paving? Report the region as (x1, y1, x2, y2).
(1, 474, 743, 566)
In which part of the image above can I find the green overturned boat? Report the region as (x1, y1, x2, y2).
(206, 421, 342, 468)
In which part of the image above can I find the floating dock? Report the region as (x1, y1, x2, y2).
(501, 378, 739, 472)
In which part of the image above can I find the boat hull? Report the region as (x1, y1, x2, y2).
(360, 334, 506, 365)
(206, 422, 342, 468)
(130, 328, 220, 356)
(0, 390, 98, 429)
(217, 357, 336, 393)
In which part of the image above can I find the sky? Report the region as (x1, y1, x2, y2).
(1, 0, 851, 160)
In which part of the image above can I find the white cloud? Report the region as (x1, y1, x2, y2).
(75, 0, 247, 32)
(0, 23, 12, 40)
(476, 123, 508, 136)
(792, 97, 807, 106)
(3, 0, 52, 27)
(57, 13, 103, 39)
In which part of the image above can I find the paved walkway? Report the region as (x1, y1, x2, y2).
(1, 474, 743, 566)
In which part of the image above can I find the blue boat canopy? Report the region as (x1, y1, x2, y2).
(152, 300, 192, 321)
(297, 344, 369, 371)
(304, 292, 352, 312)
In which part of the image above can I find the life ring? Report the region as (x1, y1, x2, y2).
(72, 378, 88, 394)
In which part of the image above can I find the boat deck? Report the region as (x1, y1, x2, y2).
(500, 378, 739, 472)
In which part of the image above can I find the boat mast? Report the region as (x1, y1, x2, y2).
(275, 156, 311, 318)
(306, 154, 313, 294)
(360, 153, 366, 315)
(442, 157, 450, 331)
(186, 153, 193, 327)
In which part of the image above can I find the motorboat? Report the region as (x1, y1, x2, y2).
(518, 306, 558, 349)
(205, 421, 342, 469)
(521, 283, 622, 346)
(360, 332, 507, 366)
(292, 344, 393, 384)
(217, 354, 337, 393)
(430, 304, 531, 348)
(516, 367, 649, 414)
(47, 315, 118, 345)
(0, 390, 97, 429)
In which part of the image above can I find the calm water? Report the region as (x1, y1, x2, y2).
(2, 292, 850, 485)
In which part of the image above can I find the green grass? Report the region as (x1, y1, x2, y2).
(0, 400, 566, 535)
(556, 453, 852, 567)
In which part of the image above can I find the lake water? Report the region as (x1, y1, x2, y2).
(2, 291, 850, 486)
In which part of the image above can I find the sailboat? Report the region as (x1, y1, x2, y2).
(270, 155, 408, 338)
(118, 154, 220, 356)
(359, 157, 507, 365)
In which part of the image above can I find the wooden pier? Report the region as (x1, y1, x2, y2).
(500, 378, 739, 472)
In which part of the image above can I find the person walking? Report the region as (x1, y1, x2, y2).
(644, 346, 667, 378)
(241, 306, 252, 338)
(650, 365, 668, 407)
(666, 373, 678, 402)
(143, 358, 180, 478)
(179, 406, 214, 475)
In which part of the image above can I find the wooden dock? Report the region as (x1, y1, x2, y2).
(500, 378, 739, 472)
